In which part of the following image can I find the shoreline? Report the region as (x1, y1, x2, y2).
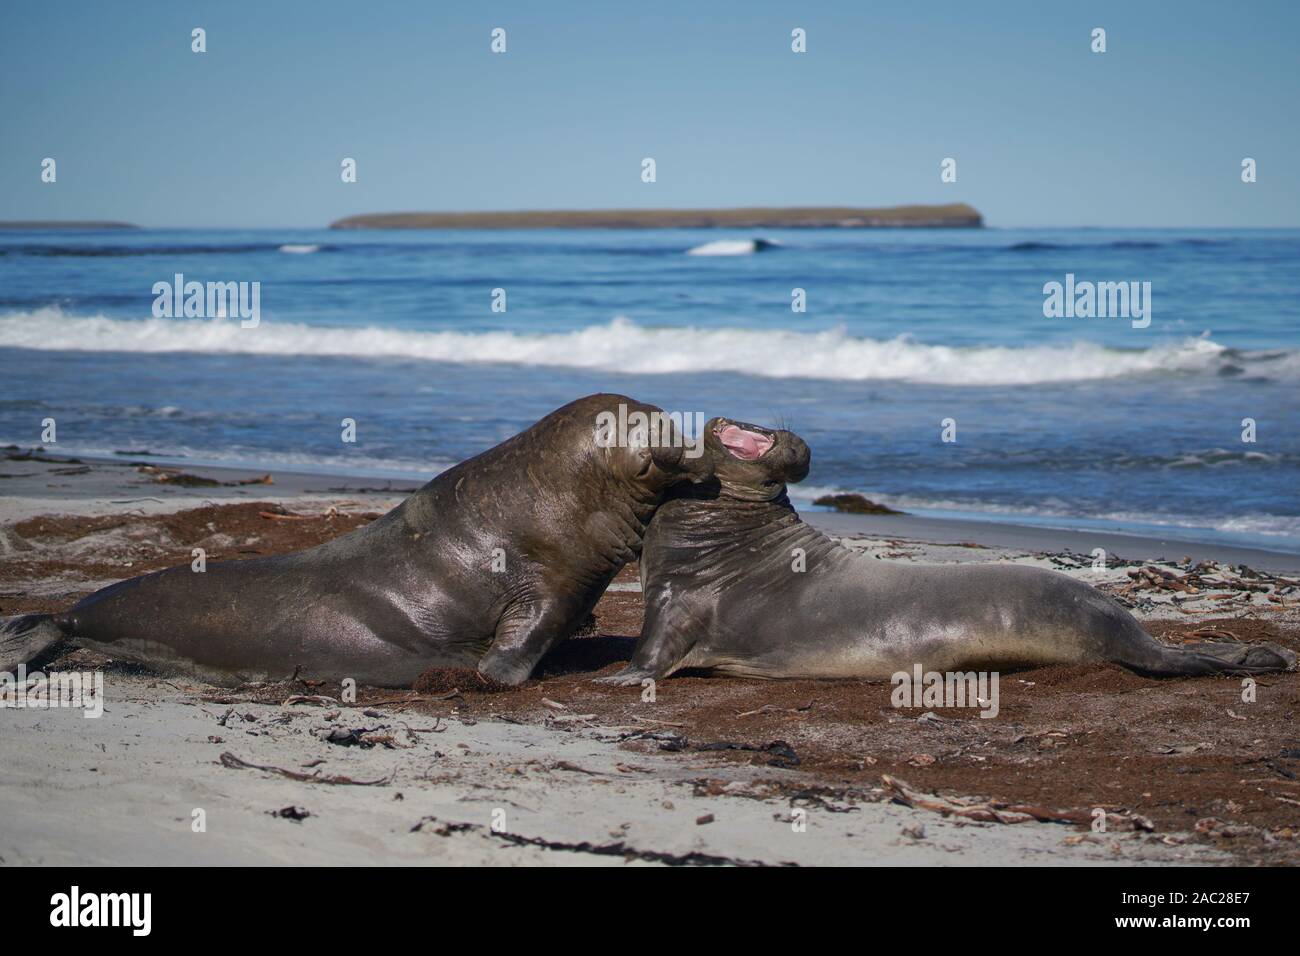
(809, 509, 1300, 575)
(5, 449, 1297, 572)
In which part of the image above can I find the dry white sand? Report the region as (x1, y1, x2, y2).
(0, 674, 1224, 867)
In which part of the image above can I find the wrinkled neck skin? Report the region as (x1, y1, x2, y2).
(717, 473, 783, 503)
(643, 480, 843, 585)
(584, 448, 680, 567)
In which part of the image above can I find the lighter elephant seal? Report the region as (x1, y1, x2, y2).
(599, 418, 1296, 684)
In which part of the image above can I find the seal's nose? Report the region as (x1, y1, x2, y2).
(781, 432, 812, 483)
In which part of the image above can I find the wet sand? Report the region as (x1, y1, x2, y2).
(2, 450, 1298, 866)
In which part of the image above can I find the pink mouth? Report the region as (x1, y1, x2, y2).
(717, 424, 775, 460)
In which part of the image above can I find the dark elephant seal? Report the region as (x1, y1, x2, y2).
(1, 394, 708, 687)
(598, 417, 1296, 684)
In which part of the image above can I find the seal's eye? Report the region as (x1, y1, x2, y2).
(633, 448, 654, 478)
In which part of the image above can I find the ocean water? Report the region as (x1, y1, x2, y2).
(2, 227, 1298, 551)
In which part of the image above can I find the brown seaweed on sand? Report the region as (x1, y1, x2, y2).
(219, 751, 392, 786)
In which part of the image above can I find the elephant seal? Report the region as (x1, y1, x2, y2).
(1, 394, 709, 687)
(598, 417, 1296, 684)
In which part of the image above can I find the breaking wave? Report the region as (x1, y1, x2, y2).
(686, 238, 780, 256)
(2, 308, 1296, 386)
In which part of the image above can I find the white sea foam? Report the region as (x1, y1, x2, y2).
(1, 308, 1292, 386)
(278, 244, 320, 254)
(687, 238, 774, 256)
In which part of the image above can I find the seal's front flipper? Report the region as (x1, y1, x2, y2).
(0, 614, 71, 672)
(593, 594, 702, 684)
(593, 666, 657, 687)
(477, 599, 583, 686)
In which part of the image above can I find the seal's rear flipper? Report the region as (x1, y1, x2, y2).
(0, 614, 70, 672)
(1141, 639, 1297, 677)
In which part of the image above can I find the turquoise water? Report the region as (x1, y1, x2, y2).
(1, 226, 1297, 550)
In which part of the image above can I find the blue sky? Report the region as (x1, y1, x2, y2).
(2, 0, 1296, 228)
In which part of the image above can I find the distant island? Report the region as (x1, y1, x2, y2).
(330, 204, 982, 230)
(0, 220, 139, 230)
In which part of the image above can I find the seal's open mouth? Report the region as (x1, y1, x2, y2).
(716, 423, 775, 460)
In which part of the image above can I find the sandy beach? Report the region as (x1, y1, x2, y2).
(2, 450, 1298, 866)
